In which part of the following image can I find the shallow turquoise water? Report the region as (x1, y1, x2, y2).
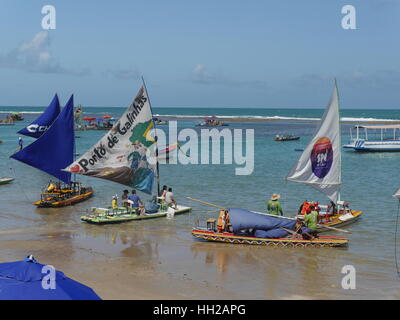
(1, 107, 400, 298)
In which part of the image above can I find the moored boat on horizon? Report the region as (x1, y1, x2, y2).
(343, 124, 400, 151)
(275, 134, 300, 141)
(0, 177, 14, 185)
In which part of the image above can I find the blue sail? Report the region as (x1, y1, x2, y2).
(18, 94, 61, 138)
(11, 95, 75, 184)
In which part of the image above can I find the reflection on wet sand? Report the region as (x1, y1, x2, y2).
(190, 241, 349, 299)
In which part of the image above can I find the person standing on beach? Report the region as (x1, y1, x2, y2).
(267, 193, 283, 216)
(18, 137, 23, 150)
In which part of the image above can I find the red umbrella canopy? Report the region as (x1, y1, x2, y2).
(102, 115, 111, 119)
(82, 117, 96, 121)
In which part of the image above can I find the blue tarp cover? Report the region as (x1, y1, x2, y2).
(228, 208, 296, 238)
(0, 258, 101, 300)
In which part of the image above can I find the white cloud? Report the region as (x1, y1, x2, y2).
(0, 31, 90, 76)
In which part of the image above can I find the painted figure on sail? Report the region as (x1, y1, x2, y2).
(67, 86, 157, 194)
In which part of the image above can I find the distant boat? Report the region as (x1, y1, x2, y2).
(76, 116, 115, 131)
(275, 134, 300, 141)
(343, 124, 400, 151)
(10, 112, 24, 121)
(196, 116, 228, 127)
(153, 117, 168, 125)
(0, 177, 14, 185)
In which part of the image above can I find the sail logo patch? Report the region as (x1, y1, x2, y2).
(311, 137, 333, 178)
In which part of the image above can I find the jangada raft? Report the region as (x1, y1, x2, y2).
(192, 208, 348, 248)
(284, 80, 363, 229)
(63, 82, 192, 222)
(11, 94, 93, 208)
(81, 204, 191, 224)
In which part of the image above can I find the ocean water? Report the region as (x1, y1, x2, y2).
(1, 106, 400, 299)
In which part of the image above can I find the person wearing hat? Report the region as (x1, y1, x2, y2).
(267, 193, 283, 216)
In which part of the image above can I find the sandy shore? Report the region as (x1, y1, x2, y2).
(0, 228, 253, 300)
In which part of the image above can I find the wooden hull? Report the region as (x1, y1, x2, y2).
(192, 228, 348, 248)
(317, 210, 363, 232)
(81, 205, 192, 224)
(253, 210, 362, 232)
(34, 190, 94, 208)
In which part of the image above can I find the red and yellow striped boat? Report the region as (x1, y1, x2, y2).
(34, 188, 94, 208)
(192, 228, 349, 248)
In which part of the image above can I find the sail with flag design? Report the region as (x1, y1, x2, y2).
(11, 95, 74, 184)
(18, 94, 61, 138)
(286, 80, 341, 202)
(64, 86, 156, 194)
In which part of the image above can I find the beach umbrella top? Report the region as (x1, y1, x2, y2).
(0, 256, 101, 300)
(102, 115, 111, 119)
(82, 117, 96, 121)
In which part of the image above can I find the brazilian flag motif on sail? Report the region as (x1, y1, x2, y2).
(64, 86, 157, 194)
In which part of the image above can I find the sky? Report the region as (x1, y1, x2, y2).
(0, 0, 399, 108)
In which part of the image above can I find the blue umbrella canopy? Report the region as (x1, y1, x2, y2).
(0, 256, 101, 300)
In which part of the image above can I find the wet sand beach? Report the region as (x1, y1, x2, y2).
(0, 208, 398, 300)
(1, 111, 400, 300)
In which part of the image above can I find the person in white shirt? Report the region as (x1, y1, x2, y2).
(165, 187, 177, 209)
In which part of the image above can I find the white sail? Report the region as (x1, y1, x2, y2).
(286, 81, 341, 202)
(64, 86, 157, 194)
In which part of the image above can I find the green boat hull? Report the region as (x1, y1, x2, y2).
(0, 178, 14, 185)
(81, 205, 192, 224)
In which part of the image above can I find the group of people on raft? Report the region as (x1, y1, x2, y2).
(108, 185, 179, 216)
(214, 193, 335, 240)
